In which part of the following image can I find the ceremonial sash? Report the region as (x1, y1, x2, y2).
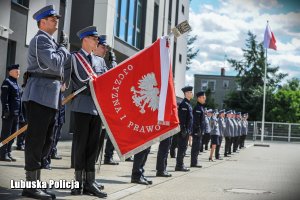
(74, 52, 97, 80)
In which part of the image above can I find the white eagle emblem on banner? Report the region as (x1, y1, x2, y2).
(131, 72, 160, 114)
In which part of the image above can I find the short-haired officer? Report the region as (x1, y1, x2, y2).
(21, 5, 70, 199)
(0, 64, 21, 162)
(190, 91, 206, 168)
(175, 86, 193, 172)
(65, 26, 107, 198)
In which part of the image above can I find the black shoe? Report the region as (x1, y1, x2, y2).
(216, 157, 223, 160)
(95, 181, 105, 190)
(22, 189, 52, 200)
(8, 154, 17, 162)
(16, 146, 25, 151)
(42, 164, 52, 170)
(156, 171, 172, 177)
(83, 183, 107, 198)
(51, 154, 62, 160)
(175, 166, 190, 172)
(104, 159, 119, 165)
(224, 155, 231, 157)
(190, 164, 202, 168)
(131, 178, 149, 185)
(209, 157, 214, 162)
(0, 155, 11, 162)
(71, 188, 82, 195)
(71, 171, 82, 195)
(22, 170, 52, 199)
(42, 189, 56, 199)
(125, 157, 134, 162)
(143, 176, 153, 185)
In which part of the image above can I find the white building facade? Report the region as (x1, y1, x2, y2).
(0, 0, 189, 137)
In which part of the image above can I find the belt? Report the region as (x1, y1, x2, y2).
(28, 72, 62, 81)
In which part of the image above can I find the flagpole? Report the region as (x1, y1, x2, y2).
(261, 47, 267, 142)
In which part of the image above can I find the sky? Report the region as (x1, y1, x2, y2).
(186, 0, 300, 86)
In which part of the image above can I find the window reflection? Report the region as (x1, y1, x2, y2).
(115, 0, 145, 49)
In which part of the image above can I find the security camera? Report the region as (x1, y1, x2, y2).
(0, 25, 13, 34)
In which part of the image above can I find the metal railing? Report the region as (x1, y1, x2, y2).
(246, 121, 300, 143)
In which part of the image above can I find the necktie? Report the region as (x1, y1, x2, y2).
(87, 54, 92, 66)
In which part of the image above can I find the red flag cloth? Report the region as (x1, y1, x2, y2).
(90, 36, 180, 159)
(263, 23, 277, 50)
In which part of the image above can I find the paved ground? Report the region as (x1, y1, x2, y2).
(0, 140, 300, 200)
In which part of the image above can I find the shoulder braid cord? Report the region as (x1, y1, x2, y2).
(35, 35, 49, 71)
(36, 35, 73, 89)
(66, 53, 98, 90)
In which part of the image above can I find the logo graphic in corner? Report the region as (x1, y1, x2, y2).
(131, 72, 160, 114)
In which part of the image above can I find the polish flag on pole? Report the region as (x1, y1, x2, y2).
(90, 36, 180, 159)
(263, 23, 277, 50)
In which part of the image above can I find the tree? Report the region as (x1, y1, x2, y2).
(186, 34, 199, 71)
(269, 78, 300, 123)
(224, 31, 288, 121)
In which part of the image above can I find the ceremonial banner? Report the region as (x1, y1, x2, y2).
(90, 36, 180, 159)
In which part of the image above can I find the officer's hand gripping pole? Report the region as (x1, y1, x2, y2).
(0, 85, 88, 148)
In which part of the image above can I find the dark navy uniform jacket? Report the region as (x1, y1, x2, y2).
(1, 76, 21, 118)
(178, 98, 193, 134)
(192, 102, 205, 136)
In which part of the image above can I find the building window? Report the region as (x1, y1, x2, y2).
(168, 0, 173, 26)
(11, 0, 29, 8)
(115, 0, 146, 49)
(201, 80, 216, 92)
(179, 54, 182, 63)
(181, 5, 185, 14)
(201, 80, 208, 91)
(223, 80, 229, 89)
(152, 3, 159, 43)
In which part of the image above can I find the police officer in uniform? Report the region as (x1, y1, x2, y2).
(231, 111, 238, 153)
(240, 113, 248, 148)
(224, 110, 233, 157)
(94, 35, 119, 165)
(216, 109, 225, 160)
(21, 5, 70, 199)
(175, 86, 193, 172)
(190, 91, 206, 168)
(0, 64, 21, 162)
(209, 109, 219, 161)
(234, 112, 242, 152)
(65, 26, 107, 198)
(202, 109, 212, 151)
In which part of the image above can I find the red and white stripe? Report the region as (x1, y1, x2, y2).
(263, 23, 277, 50)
